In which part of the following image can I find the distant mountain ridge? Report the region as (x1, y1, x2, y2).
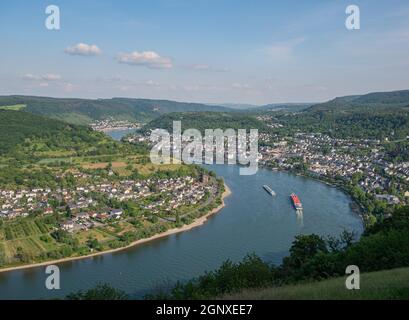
(308, 90, 409, 112)
(252, 103, 313, 112)
(142, 112, 268, 133)
(1, 90, 409, 127)
(0, 95, 232, 125)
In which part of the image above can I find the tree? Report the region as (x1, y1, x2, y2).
(87, 238, 101, 251)
(65, 283, 129, 300)
(282, 234, 328, 270)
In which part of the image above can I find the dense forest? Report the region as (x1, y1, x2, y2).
(142, 112, 269, 133)
(250, 91, 409, 140)
(0, 96, 231, 125)
(0, 110, 145, 189)
(269, 108, 409, 140)
(2, 90, 409, 139)
(0, 110, 101, 154)
(0, 110, 142, 162)
(307, 90, 409, 112)
(249, 103, 312, 113)
(139, 90, 409, 140)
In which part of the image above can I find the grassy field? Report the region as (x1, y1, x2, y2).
(48, 112, 94, 125)
(0, 104, 26, 111)
(81, 159, 183, 176)
(223, 268, 409, 300)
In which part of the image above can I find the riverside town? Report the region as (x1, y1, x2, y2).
(0, 0, 409, 309)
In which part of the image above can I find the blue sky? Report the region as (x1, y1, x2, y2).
(1, 0, 408, 104)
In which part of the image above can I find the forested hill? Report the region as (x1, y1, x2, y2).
(142, 112, 268, 133)
(0, 96, 231, 125)
(0, 110, 122, 157)
(250, 103, 312, 113)
(264, 90, 409, 140)
(308, 90, 409, 112)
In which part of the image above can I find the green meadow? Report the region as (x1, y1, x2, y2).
(0, 104, 26, 111)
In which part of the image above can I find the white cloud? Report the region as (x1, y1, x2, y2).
(65, 43, 102, 56)
(117, 51, 172, 69)
(21, 73, 76, 92)
(22, 73, 62, 81)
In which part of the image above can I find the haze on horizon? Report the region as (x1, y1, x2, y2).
(1, 0, 409, 105)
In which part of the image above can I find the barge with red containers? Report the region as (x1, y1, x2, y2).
(290, 193, 303, 210)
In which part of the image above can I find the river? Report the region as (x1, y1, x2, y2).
(0, 130, 363, 299)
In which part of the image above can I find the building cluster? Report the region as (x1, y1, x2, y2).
(0, 174, 214, 232)
(259, 133, 409, 205)
(90, 118, 141, 132)
(127, 131, 262, 163)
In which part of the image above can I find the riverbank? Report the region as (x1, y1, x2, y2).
(0, 184, 231, 274)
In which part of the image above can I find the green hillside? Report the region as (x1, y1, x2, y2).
(140, 90, 409, 140)
(0, 110, 93, 154)
(0, 110, 148, 190)
(251, 103, 312, 113)
(223, 267, 409, 300)
(262, 90, 409, 139)
(0, 104, 26, 111)
(308, 90, 409, 112)
(0, 110, 133, 159)
(0, 96, 231, 125)
(142, 112, 268, 133)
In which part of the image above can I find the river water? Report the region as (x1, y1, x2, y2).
(0, 130, 363, 299)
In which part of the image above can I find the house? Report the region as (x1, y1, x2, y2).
(89, 211, 98, 218)
(75, 212, 90, 220)
(61, 220, 74, 231)
(110, 209, 123, 219)
(96, 213, 109, 221)
(201, 174, 209, 184)
(44, 207, 54, 215)
(375, 194, 400, 205)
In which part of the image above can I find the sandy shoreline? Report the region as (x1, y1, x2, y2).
(0, 183, 232, 274)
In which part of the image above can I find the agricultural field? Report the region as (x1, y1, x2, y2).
(0, 217, 60, 266)
(81, 157, 183, 176)
(0, 214, 154, 268)
(0, 104, 26, 111)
